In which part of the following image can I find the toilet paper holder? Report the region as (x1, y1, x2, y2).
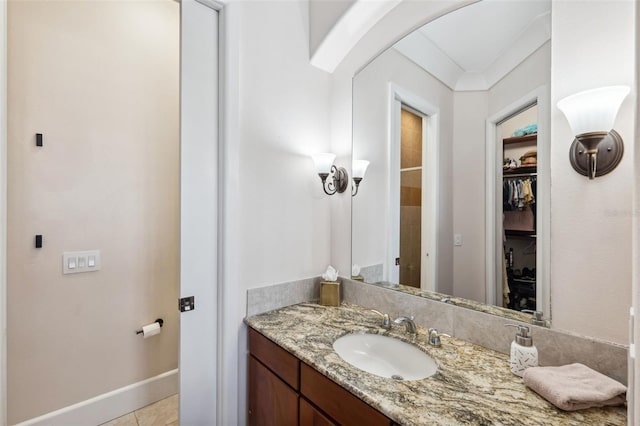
(136, 318, 164, 335)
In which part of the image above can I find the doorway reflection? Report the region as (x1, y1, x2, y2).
(399, 108, 423, 288)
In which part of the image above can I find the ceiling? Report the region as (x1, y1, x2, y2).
(394, 0, 551, 91)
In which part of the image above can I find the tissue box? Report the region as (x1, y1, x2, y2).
(351, 275, 364, 282)
(320, 281, 341, 306)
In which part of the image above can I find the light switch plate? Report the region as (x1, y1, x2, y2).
(454, 234, 463, 247)
(63, 250, 101, 274)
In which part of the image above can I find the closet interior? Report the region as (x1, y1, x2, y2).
(501, 105, 538, 312)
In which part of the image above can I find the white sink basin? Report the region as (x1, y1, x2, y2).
(332, 333, 437, 381)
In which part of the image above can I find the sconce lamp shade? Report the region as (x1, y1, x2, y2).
(557, 85, 630, 136)
(352, 160, 370, 179)
(311, 153, 336, 175)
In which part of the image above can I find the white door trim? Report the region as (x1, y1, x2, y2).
(388, 83, 439, 291)
(485, 85, 550, 317)
(179, 1, 221, 425)
(216, 1, 244, 422)
(195, 0, 224, 10)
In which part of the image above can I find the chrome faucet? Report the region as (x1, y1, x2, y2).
(393, 316, 417, 335)
(370, 310, 391, 329)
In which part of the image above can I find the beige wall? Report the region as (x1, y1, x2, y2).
(221, 1, 335, 422)
(502, 106, 538, 163)
(550, 0, 635, 345)
(7, 1, 179, 422)
(451, 44, 549, 303)
(451, 90, 488, 302)
(501, 106, 538, 140)
(633, 0, 640, 417)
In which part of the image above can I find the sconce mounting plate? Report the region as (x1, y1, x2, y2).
(569, 130, 623, 178)
(333, 166, 349, 193)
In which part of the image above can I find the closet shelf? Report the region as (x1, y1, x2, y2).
(503, 134, 537, 145)
(503, 165, 537, 176)
(505, 230, 536, 238)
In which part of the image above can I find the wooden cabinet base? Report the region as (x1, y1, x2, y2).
(248, 327, 392, 426)
(300, 363, 390, 426)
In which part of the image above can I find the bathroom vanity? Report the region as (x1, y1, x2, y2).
(249, 327, 392, 425)
(245, 303, 626, 426)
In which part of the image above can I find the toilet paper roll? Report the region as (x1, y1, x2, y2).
(142, 322, 161, 339)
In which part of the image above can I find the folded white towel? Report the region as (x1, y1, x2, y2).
(523, 363, 626, 411)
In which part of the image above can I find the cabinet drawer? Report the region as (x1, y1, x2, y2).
(300, 363, 391, 426)
(249, 327, 300, 390)
(249, 356, 299, 426)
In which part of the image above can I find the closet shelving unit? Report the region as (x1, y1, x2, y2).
(503, 133, 537, 311)
(503, 134, 537, 238)
(503, 134, 537, 183)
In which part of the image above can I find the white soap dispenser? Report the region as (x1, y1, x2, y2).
(505, 324, 538, 377)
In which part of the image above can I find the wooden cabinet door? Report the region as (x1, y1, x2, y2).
(300, 398, 336, 426)
(248, 356, 299, 426)
(300, 364, 391, 426)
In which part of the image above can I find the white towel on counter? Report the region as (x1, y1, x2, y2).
(523, 363, 626, 411)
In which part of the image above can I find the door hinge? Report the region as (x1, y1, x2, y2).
(179, 296, 195, 312)
(395, 257, 400, 266)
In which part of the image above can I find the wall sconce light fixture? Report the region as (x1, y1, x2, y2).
(311, 153, 349, 195)
(352, 160, 370, 196)
(557, 85, 630, 180)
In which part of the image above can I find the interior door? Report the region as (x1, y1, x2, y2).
(390, 95, 436, 290)
(399, 108, 423, 288)
(180, 0, 219, 424)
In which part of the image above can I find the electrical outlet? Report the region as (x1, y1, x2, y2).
(63, 250, 101, 274)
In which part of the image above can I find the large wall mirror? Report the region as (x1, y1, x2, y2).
(352, 0, 634, 345)
(352, 0, 633, 335)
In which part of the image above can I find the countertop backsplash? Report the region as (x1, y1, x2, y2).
(246, 275, 627, 384)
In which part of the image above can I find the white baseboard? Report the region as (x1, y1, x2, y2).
(15, 369, 178, 426)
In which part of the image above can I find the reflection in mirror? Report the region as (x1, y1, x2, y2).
(352, 0, 552, 324)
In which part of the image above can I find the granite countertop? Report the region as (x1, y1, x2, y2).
(244, 302, 627, 426)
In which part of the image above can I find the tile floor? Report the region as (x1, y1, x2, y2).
(100, 394, 178, 426)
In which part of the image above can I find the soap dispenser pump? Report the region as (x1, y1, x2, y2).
(505, 324, 538, 377)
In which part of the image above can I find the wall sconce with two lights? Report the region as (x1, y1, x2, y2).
(557, 85, 630, 180)
(311, 153, 370, 196)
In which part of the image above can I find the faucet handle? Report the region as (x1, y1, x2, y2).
(427, 328, 451, 347)
(522, 309, 547, 327)
(370, 309, 391, 329)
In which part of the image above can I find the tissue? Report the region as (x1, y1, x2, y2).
(322, 265, 339, 282)
(320, 265, 340, 306)
(351, 264, 361, 276)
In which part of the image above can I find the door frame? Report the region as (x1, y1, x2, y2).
(180, 0, 223, 425)
(388, 83, 439, 292)
(484, 85, 550, 317)
(0, 0, 6, 422)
